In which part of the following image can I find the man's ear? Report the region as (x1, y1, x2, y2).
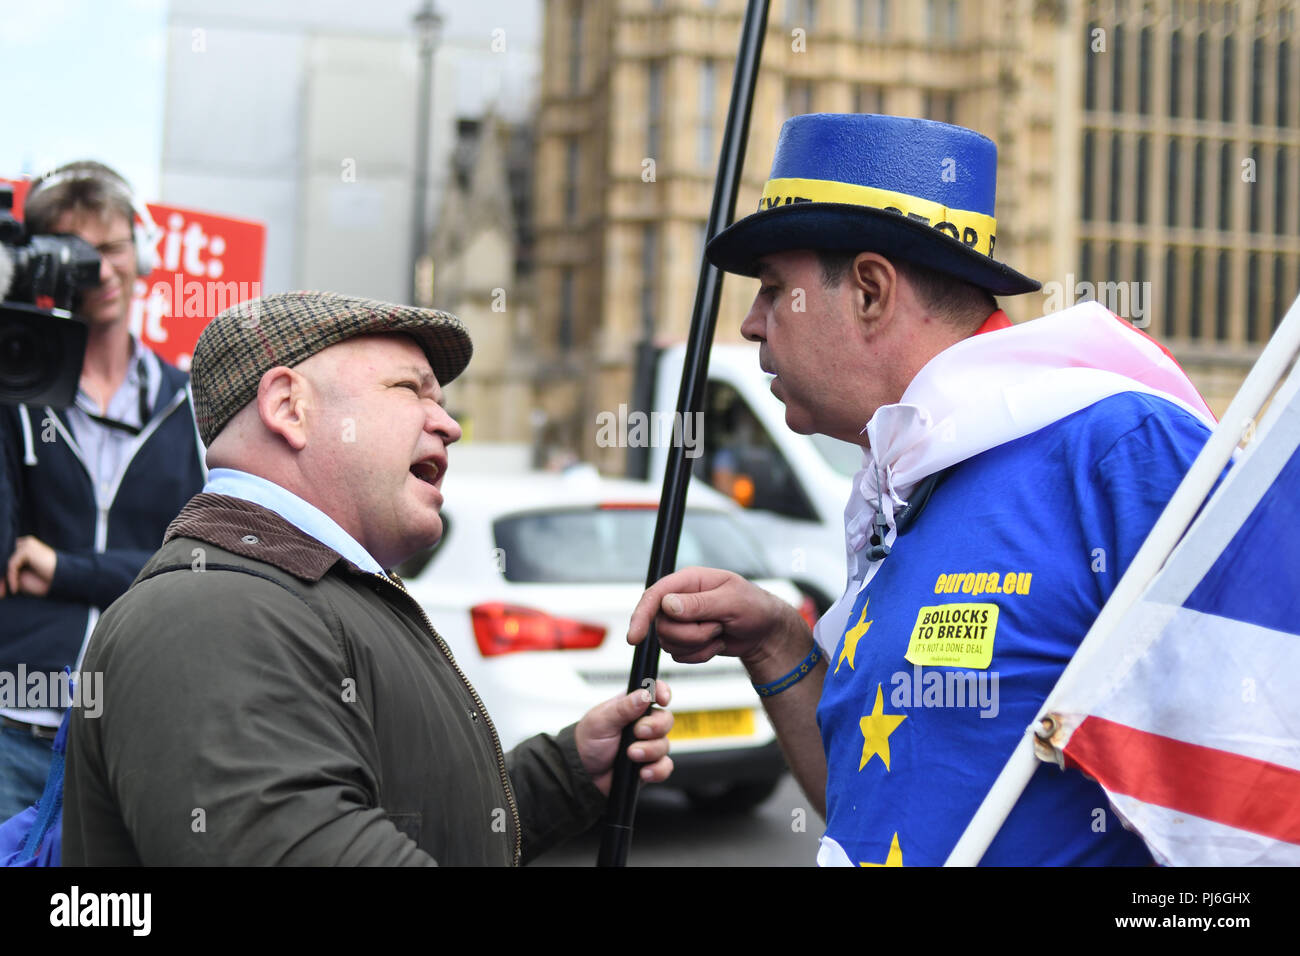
(256, 366, 310, 451)
(851, 253, 896, 333)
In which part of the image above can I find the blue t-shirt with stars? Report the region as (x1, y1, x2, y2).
(817, 392, 1213, 866)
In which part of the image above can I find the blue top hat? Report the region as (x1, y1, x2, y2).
(706, 114, 1040, 295)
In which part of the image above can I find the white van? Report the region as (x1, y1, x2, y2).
(646, 343, 859, 613)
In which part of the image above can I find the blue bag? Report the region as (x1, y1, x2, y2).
(0, 702, 71, 866)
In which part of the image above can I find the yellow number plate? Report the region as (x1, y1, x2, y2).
(668, 709, 756, 741)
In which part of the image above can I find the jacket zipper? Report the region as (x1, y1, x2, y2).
(41, 388, 191, 673)
(42, 385, 190, 507)
(376, 573, 522, 867)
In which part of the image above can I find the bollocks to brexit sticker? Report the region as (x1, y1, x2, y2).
(905, 604, 998, 669)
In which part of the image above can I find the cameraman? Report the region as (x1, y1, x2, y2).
(0, 161, 206, 818)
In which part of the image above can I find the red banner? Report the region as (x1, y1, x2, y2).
(135, 203, 266, 369)
(3, 176, 266, 370)
(3, 177, 32, 214)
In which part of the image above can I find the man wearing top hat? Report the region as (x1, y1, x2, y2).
(629, 113, 1217, 865)
(64, 291, 674, 865)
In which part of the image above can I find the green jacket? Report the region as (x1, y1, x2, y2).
(63, 493, 606, 865)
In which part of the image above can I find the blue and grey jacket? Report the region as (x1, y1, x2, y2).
(0, 360, 206, 679)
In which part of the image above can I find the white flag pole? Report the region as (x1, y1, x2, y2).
(945, 292, 1300, 867)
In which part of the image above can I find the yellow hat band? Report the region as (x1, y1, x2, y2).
(757, 177, 998, 258)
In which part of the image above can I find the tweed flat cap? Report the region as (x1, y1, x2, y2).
(190, 291, 473, 445)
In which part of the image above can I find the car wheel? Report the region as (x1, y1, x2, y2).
(684, 775, 783, 814)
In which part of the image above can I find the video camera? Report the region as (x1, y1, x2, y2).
(0, 182, 97, 407)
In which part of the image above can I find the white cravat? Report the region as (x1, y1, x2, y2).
(814, 301, 1217, 655)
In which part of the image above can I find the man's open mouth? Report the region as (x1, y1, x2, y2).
(410, 462, 439, 485)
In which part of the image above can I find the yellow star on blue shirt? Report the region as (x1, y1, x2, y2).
(858, 683, 906, 771)
(835, 598, 871, 674)
(860, 833, 903, 867)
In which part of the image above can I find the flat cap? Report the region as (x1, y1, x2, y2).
(190, 290, 473, 445)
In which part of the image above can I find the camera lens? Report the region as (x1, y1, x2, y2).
(0, 318, 56, 393)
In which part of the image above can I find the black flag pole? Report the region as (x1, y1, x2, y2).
(596, 0, 770, 868)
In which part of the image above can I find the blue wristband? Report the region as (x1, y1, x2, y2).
(752, 643, 822, 698)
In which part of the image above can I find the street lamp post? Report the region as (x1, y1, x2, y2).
(410, 0, 443, 306)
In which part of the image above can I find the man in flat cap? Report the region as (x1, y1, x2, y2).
(629, 114, 1217, 866)
(63, 291, 673, 866)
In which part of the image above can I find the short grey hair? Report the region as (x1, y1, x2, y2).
(816, 250, 996, 328)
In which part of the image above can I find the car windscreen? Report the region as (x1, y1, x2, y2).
(493, 507, 771, 583)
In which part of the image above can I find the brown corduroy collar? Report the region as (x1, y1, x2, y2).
(163, 493, 358, 582)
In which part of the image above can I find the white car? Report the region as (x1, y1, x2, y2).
(648, 344, 858, 615)
(395, 466, 815, 811)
